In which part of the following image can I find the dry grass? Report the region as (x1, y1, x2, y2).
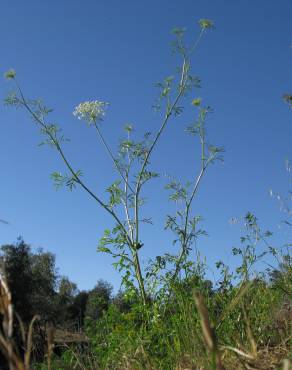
(0, 268, 45, 370)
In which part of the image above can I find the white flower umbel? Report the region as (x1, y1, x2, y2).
(73, 100, 108, 124)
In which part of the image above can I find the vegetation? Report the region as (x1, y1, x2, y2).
(1, 19, 291, 369)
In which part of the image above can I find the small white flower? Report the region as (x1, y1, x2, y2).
(73, 100, 108, 123)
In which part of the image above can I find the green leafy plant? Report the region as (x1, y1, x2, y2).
(4, 20, 219, 306)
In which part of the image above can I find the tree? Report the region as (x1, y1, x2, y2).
(112, 290, 132, 313)
(1, 238, 34, 323)
(0, 239, 58, 325)
(68, 291, 89, 328)
(30, 248, 58, 322)
(85, 280, 113, 321)
(56, 276, 78, 324)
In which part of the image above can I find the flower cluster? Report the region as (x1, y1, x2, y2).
(73, 100, 108, 123)
(191, 97, 202, 107)
(198, 19, 214, 30)
(4, 69, 16, 80)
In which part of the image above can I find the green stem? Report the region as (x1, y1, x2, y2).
(134, 57, 188, 246)
(93, 122, 135, 194)
(171, 111, 211, 282)
(130, 58, 188, 304)
(171, 165, 207, 282)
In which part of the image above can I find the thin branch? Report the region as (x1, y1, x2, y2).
(171, 120, 213, 282)
(134, 56, 188, 245)
(14, 80, 132, 247)
(93, 122, 135, 194)
(132, 28, 207, 245)
(189, 28, 205, 56)
(171, 165, 207, 282)
(122, 168, 134, 243)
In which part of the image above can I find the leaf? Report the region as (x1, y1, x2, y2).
(97, 246, 112, 254)
(171, 27, 186, 38)
(50, 172, 65, 189)
(173, 106, 184, 116)
(4, 91, 22, 107)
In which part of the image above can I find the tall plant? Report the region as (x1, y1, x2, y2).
(4, 19, 222, 305)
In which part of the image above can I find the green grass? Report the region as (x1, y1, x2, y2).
(35, 274, 290, 370)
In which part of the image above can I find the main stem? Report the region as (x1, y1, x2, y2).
(131, 58, 188, 304)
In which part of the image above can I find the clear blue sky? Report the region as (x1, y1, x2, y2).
(1, 1, 291, 291)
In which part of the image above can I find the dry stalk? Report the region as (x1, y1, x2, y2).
(0, 268, 24, 369)
(0, 267, 39, 370)
(282, 358, 291, 370)
(46, 326, 55, 370)
(193, 290, 225, 370)
(242, 304, 257, 358)
(216, 281, 252, 330)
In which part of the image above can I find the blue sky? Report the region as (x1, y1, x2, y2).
(1, 0, 291, 291)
